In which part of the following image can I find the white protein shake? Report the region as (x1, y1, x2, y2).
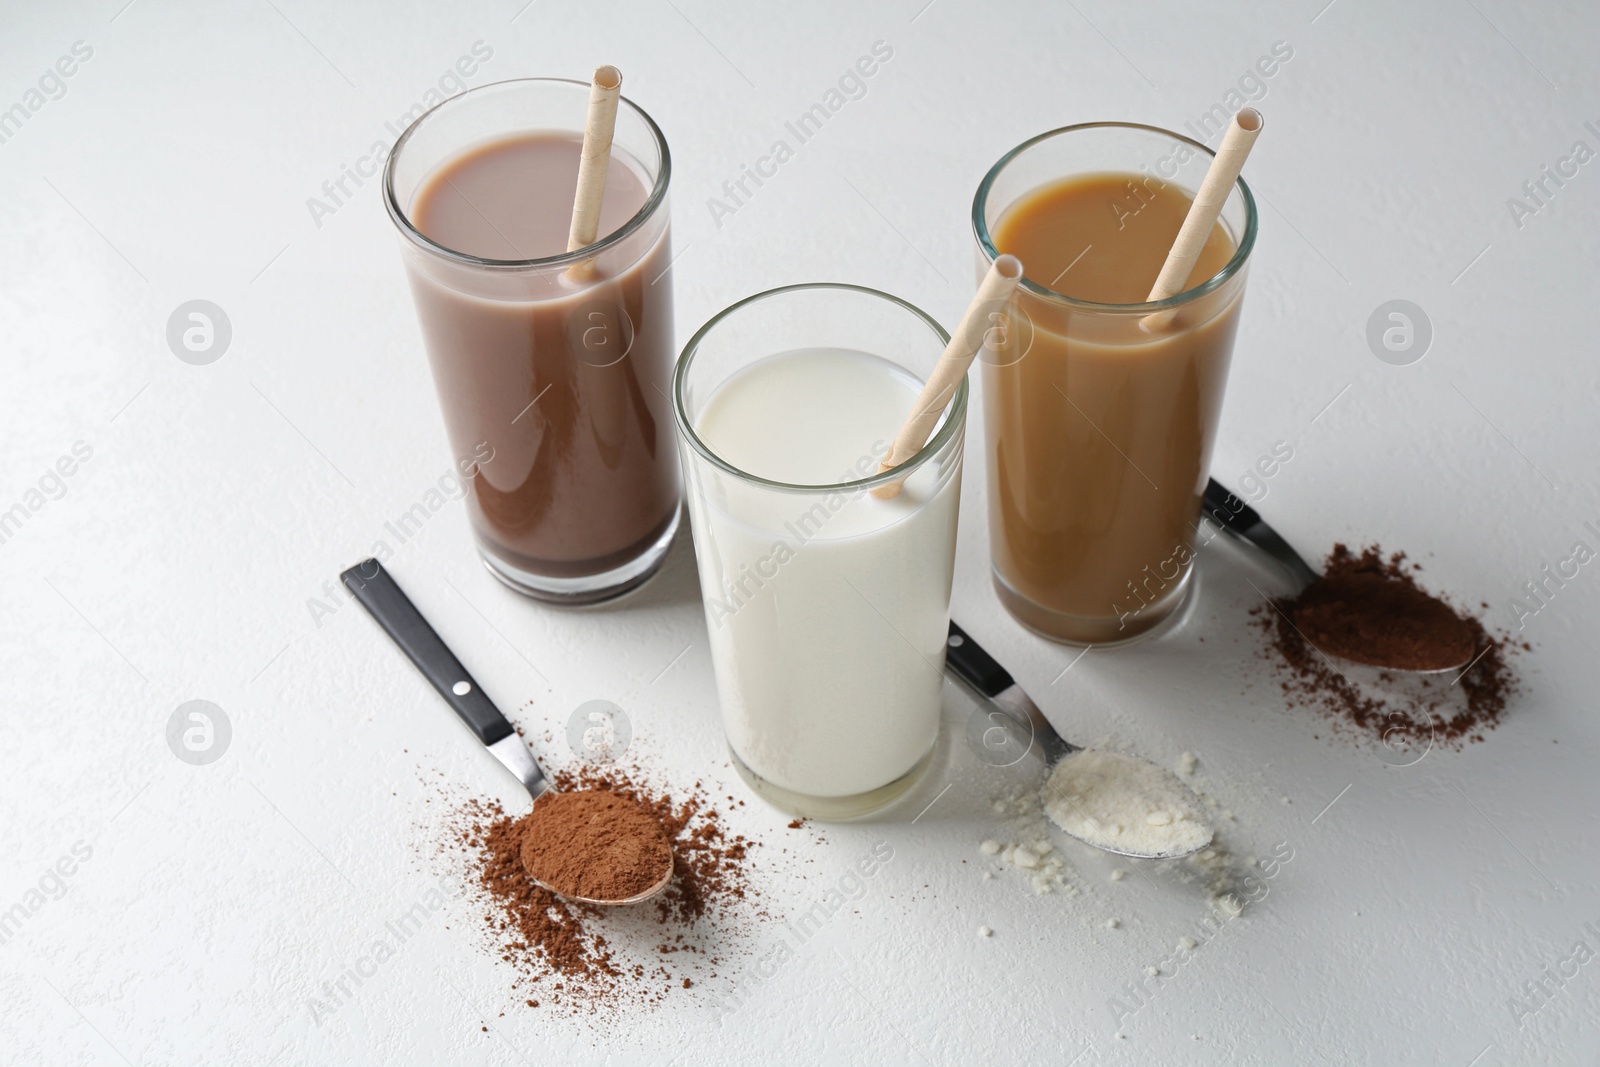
(688, 347, 962, 800)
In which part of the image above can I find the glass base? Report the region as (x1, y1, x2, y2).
(478, 507, 682, 606)
(993, 564, 1196, 647)
(728, 741, 936, 821)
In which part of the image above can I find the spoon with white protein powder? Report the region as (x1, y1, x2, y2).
(947, 622, 1214, 861)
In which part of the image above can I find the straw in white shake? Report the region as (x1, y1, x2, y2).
(873, 254, 1024, 499)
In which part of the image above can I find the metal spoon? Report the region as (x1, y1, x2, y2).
(340, 559, 673, 907)
(1200, 479, 1475, 674)
(946, 622, 1214, 861)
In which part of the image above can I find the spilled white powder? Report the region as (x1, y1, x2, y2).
(1185, 843, 1250, 915)
(979, 788, 1076, 895)
(1044, 749, 1214, 857)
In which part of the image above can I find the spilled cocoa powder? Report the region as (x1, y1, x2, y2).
(1255, 544, 1521, 749)
(447, 763, 758, 1010)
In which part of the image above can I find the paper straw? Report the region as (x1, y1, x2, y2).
(873, 254, 1024, 500)
(1141, 108, 1262, 330)
(565, 65, 623, 279)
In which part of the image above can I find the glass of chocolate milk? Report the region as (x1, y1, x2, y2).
(384, 79, 679, 604)
(973, 123, 1258, 644)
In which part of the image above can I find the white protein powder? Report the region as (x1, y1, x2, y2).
(979, 788, 1076, 895)
(1044, 749, 1214, 857)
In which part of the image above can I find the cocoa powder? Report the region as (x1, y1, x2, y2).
(1256, 544, 1519, 748)
(520, 789, 673, 902)
(1289, 545, 1478, 671)
(560, 766, 755, 927)
(447, 763, 758, 1011)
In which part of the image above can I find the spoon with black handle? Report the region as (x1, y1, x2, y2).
(944, 621, 1213, 861)
(1199, 479, 1319, 589)
(1199, 478, 1475, 673)
(339, 559, 673, 906)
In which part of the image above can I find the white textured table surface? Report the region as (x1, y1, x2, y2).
(4, 1, 1598, 1064)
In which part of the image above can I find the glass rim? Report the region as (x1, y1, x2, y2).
(972, 120, 1258, 312)
(382, 76, 672, 271)
(673, 282, 965, 495)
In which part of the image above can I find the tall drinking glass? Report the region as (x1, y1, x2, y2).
(385, 79, 679, 604)
(674, 285, 965, 819)
(973, 123, 1257, 644)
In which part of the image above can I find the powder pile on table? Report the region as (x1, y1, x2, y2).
(1256, 543, 1519, 749)
(447, 763, 759, 1012)
(979, 788, 1075, 895)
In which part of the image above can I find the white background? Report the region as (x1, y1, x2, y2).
(3, 0, 1598, 1064)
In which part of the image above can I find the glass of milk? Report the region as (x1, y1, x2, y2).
(674, 285, 965, 819)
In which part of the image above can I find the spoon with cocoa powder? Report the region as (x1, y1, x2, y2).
(1202, 480, 1477, 673)
(340, 560, 674, 906)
